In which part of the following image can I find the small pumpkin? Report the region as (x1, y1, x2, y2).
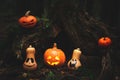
(67, 48, 82, 70)
(44, 43, 66, 67)
(23, 45, 37, 70)
(98, 37, 112, 47)
(18, 10, 37, 28)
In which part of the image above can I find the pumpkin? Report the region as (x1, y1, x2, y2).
(98, 37, 112, 47)
(44, 43, 66, 67)
(67, 48, 82, 70)
(23, 45, 37, 70)
(18, 10, 37, 28)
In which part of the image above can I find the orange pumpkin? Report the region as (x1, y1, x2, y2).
(23, 45, 37, 70)
(98, 37, 112, 47)
(18, 10, 37, 28)
(44, 43, 66, 67)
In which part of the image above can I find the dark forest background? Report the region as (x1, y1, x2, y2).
(0, 0, 119, 27)
(0, 0, 119, 42)
(0, 0, 119, 80)
(0, 0, 120, 66)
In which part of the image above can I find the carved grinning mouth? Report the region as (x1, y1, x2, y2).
(24, 64, 35, 67)
(46, 56, 60, 66)
(22, 22, 35, 26)
(47, 61, 60, 66)
(22, 19, 36, 26)
(69, 59, 77, 67)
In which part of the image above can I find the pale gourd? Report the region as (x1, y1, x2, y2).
(67, 48, 82, 70)
(23, 45, 37, 70)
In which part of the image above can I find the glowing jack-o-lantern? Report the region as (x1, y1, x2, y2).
(18, 10, 37, 28)
(44, 43, 66, 67)
(23, 45, 37, 70)
(67, 48, 82, 70)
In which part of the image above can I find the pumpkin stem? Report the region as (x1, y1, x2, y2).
(29, 45, 32, 48)
(103, 37, 106, 40)
(25, 10, 31, 16)
(77, 48, 80, 51)
(53, 43, 57, 48)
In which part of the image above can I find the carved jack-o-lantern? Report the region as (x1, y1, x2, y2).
(44, 43, 66, 67)
(23, 45, 37, 70)
(18, 10, 37, 28)
(67, 48, 82, 70)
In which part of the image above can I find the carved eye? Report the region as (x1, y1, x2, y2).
(31, 58, 34, 63)
(72, 59, 75, 61)
(47, 56, 52, 60)
(30, 19, 34, 22)
(55, 56, 60, 60)
(71, 59, 77, 64)
(26, 58, 30, 62)
(25, 58, 34, 63)
(72, 59, 77, 61)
